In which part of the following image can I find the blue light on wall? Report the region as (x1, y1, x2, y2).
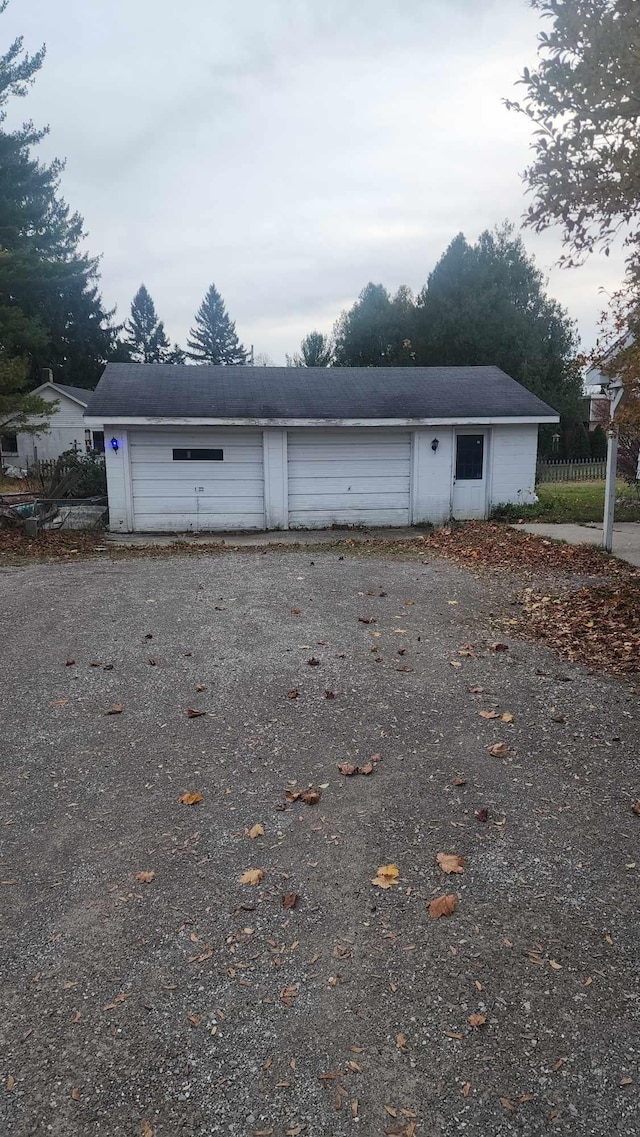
(110, 437, 119, 452)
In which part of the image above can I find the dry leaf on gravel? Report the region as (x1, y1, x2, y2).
(179, 792, 203, 806)
(436, 853, 465, 875)
(283, 892, 299, 909)
(248, 824, 264, 839)
(501, 711, 514, 723)
(301, 789, 321, 805)
(490, 642, 509, 651)
(186, 708, 207, 718)
(478, 710, 499, 720)
(136, 871, 155, 883)
(428, 894, 457, 919)
(140, 1122, 154, 1137)
(372, 864, 400, 889)
(6, 1075, 15, 1091)
(307, 657, 320, 666)
(632, 801, 640, 816)
(358, 616, 376, 624)
(239, 869, 265, 886)
(287, 689, 300, 699)
(357, 762, 374, 776)
(396, 1032, 408, 1051)
(105, 704, 123, 715)
(65, 659, 75, 666)
(195, 683, 207, 691)
(474, 808, 489, 823)
(324, 690, 336, 699)
(519, 582, 640, 675)
(338, 763, 358, 776)
(421, 520, 633, 576)
(280, 984, 299, 1006)
(71, 1087, 81, 1101)
(488, 742, 507, 757)
(468, 1013, 487, 1028)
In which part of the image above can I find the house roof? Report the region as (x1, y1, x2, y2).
(85, 363, 559, 423)
(31, 380, 92, 406)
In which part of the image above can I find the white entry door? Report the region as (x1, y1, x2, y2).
(451, 431, 488, 519)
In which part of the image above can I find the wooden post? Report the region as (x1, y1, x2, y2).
(603, 426, 618, 553)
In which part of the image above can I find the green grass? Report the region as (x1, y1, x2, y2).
(493, 480, 640, 523)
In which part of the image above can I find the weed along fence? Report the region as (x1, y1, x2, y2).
(536, 458, 607, 483)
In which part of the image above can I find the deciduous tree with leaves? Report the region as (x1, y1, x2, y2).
(187, 284, 246, 364)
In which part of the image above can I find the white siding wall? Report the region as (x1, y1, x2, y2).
(287, 428, 411, 528)
(411, 427, 454, 525)
(129, 428, 264, 531)
(103, 427, 131, 531)
(16, 390, 88, 466)
(488, 424, 538, 507)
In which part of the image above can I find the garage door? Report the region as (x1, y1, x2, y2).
(129, 429, 265, 531)
(287, 428, 412, 528)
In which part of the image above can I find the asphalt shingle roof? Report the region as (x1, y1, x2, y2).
(53, 382, 92, 404)
(85, 363, 559, 421)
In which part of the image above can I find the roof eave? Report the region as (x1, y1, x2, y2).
(84, 414, 559, 427)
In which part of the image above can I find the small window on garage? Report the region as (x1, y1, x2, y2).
(1, 433, 18, 454)
(92, 430, 105, 454)
(172, 448, 224, 461)
(455, 434, 484, 480)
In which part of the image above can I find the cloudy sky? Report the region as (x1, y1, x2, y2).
(4, 0, 626, 362)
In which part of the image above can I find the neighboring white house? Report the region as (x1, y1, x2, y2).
(85, 362, 559, 533)
(0, 379, 104, 471)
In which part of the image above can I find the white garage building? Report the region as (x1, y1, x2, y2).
(85, 363, 558, 533)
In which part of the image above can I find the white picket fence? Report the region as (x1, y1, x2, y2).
(536, 458, 606, 483)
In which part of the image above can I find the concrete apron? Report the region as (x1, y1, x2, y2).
(105, 525, 430, 548)
(515, 521, 640, 570)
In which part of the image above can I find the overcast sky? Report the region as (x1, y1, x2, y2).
(4, 0, 626, 362)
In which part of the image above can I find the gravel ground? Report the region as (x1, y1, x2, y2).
(1, 549, 638, 1137)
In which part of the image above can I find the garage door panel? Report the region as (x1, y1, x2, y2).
(134, 511, 265, 532)
(287, 429, 411, 528)
(129, 429, 264, 531)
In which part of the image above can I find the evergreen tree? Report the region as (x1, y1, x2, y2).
(0, 2, 116, 390)
(124, 284, 170, 363)
(413, 224, 582, 420)
(167, 343, 186, 364)
(589, 424, 608, 461)
(333, 284, 415, 366)
(186, 284, 246, 364)
(288, 331, 334, 367)
(0, 354, 55, 436)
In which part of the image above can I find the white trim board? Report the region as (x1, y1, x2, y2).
(86, 414, 559, 428)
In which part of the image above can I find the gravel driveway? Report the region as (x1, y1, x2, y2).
(1, 549, 638, 1136)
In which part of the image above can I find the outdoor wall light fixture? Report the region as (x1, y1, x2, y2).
(110, 437, 119, 452)
(431, 438, 439, 452)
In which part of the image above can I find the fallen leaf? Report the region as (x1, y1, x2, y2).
(140, 1122, 154, 1137)
(551, 711, 566, 723)
(501, 711, 514, 723)
(147, 658, 156, 666)
(463, 1081, 472, 1097)
(631, 800, 640, 816)
(248, 824, 264, 839)
(428, 893, 457, 919)
(384, 1105, 397, 1117)
(396, 1032, 408, 1051)
(358, 616, 376, 624)
(324, 690, 336, 699)
(338, 763, 357, 776)
(65, 659, 76, 666)
(444, 1030, 464, 1040)
(474, 808, 489, 823)
(549, 959, 562, 970)
(307, 657, 320, 666)
(179, 792, 203, 805)
(287, 689, 300, 699)
(186, 708, 207, 718)
(283, 892, 299, 909)
(239, 868, 265, 886)
(500, 1097, 516, 1112)
(490, 642, 509, 651)
(291, 608, 301, 615)
(105, 704, 123, 715)
(301, 789, 321, 805)
(188, 1013, 200, 1027)
(453, 776, 466, 786)
(71, 1087, 81, 1101)
(279, 984, 299, 1006)
(620, 1076, 633, 1086)
(136, 871, 155, 883)
(478, 710, 499, 720)
(371, 864, 400, 889)
(551, 1058, 565, 1072)
(450, 660, 462, 669)
(488, 742, 507, 757)
(6, 1075, 15, 1091)
(467, 1013, 487, 1028)
(195, 683, 207, 691)
(357, 762, 374, 776)
(436, 853, 465, 875)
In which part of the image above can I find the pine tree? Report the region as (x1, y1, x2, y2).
(0, 2, 117, 389)
(288, 331, 334, 367)
(166, 343, 186, 364)
(187, 284, 246, 364)
(124, 284, 170, 363)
